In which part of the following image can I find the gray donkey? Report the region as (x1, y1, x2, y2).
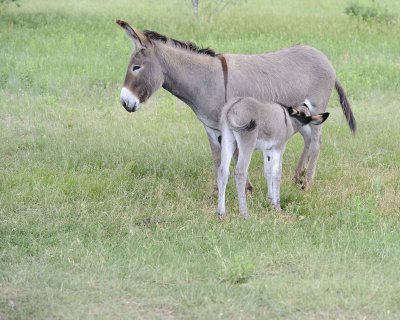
(116, 20, 355, 191)
(217, 98, 329, 217)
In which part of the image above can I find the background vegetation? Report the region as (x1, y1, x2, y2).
(1, 0, 399, 318)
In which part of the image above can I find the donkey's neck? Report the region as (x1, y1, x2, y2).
(156, 43, 225, 127)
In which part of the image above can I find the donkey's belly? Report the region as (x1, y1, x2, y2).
(197, 113, 220, 131)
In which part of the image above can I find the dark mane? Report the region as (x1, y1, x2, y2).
(143, 30, 218, 57)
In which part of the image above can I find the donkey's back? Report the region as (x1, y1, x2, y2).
(226, 45, 336, 110)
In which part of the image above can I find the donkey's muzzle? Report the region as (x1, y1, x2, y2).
(120, 87, 140, 112)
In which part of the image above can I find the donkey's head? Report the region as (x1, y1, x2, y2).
(116, 20, 164, 112)
(287, 105, 329, 126)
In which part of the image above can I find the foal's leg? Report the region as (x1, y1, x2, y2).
(233, 149, 254, 193)
(269, 149, 284, 212)
(233, 133, 256, 218)
(217, 130, 236, 217)
(263, 150, 273, 203)
(205, 126, 253, 194)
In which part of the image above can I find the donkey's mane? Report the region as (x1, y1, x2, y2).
(143, 30, 218, 57)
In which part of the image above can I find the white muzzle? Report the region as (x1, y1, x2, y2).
(120, 87, 140, 112)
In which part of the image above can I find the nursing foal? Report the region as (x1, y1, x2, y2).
(217, 98, 329, 218)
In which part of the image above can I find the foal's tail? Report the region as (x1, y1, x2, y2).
(228, 117, 257, 132)
(226, 98, 257, 132)
(335, 79, 357, 134)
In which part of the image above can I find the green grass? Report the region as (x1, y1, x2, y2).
(1, 0, 400, 319)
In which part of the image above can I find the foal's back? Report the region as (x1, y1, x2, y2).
(222, 97, 291, 145)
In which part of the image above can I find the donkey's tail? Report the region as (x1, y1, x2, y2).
(335, 79, 357, 134)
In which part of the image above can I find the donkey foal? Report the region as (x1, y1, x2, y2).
(217, 98, 329, 218)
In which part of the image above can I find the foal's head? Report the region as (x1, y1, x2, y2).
(287, 105, 330, 126)
(116, 20, 164, 112)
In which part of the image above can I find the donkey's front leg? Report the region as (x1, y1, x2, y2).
(204, 126, 222, 194)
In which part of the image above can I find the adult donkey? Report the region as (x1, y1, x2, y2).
(116, 20, 356, 190)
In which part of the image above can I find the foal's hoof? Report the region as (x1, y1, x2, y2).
(211, 184, 219, 197)
(272, 203, 282, 213)
(245, 181, 254, 193)
(217, 210, 226, 219)
(240, 212, 250, 219)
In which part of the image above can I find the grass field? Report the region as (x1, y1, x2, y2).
(1, 0, 400, 319)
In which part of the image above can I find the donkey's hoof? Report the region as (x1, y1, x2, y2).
(301, 181, 312, 191)
(292, 175, 304, 186)
(211, 184, 219, 197)
(293, 169, 306, 185)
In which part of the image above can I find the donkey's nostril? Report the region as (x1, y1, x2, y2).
(120, 88, 140, 112)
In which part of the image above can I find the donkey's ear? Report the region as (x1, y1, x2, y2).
(116, 20, 149, 50)
(309, 112, 330, 125)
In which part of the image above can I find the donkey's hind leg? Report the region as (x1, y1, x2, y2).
(294, 122, 323, 190)
(293, 125, 312, 185)
(302, 124, 322, 190)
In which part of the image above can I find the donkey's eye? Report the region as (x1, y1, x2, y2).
(132, 65, 142, 72)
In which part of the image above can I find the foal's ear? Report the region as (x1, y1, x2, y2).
(309, 112, 330, 125)
(116, 20, 149, 50)
(286, 106, 299, 116)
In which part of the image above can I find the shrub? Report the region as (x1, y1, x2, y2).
(345, 1, 397, 24)
(0, 0, 20, 12)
